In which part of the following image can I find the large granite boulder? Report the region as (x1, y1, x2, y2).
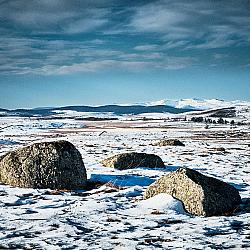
(0, 141, 87, 189)
(101, 152, 165, 170)
(154, 139, 185, 147)
(144, 168, 241, 216)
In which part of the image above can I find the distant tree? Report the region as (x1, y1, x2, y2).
(197, 117, 203, 122)
(230, 120, 235, 125)
(213, 120, 216, 124)
(191, 117, 204, 123)
(217, 117, 224, 124)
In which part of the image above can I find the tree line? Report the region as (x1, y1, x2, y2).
(190, 117, 244, 125)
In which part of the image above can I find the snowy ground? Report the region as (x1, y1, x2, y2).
(0, 114, 249, 249)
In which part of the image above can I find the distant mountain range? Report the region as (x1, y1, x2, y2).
(0, 105, 196, 117)
(0, 108, 8, 112)
(0, 99, 249, 118)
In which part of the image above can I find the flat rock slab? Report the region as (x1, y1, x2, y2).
(101, 152, 165, 170)
(144, 167, 241, 216)
(0, 140, 87, 189)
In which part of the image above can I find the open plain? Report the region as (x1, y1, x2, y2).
(0, 112, 249, 249)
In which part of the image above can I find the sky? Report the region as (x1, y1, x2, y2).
(0, 0, 250, 109)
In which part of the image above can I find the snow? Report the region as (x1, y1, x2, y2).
(52, 110, 119, 119)
(139, 193, 186, 214)
(145, 98, 250, 110)
(0, 101, 249, 249)
(0, 117, 86, 136)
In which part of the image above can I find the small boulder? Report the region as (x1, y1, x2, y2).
(154, 139, 185, 147)
(101, 152, 165, 170)
(0, 154, 4, 162)
(144, 167, 241, 216)
(0, 140, 87, 189)
(210, 147, 226, 152)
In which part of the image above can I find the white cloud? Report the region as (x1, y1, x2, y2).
(5, 55, 193, 75)
(26, 60, 152, 75)
(159, 56, 194, 70)
(134, 45, 159, 51)
(129, 0, 250, 49)
(163, 40, 190, 49)
(0, 1, 111, 34)
(130, 4, 187, 33)
(63, 18, 107, 34)
(0, 0, 249, 76)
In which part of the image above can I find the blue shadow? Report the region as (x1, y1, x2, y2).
(90, 174, 155, 187)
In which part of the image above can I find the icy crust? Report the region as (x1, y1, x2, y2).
(0, 115, 249, 249)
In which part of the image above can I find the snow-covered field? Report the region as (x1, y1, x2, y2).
(0, 103, 249, 249)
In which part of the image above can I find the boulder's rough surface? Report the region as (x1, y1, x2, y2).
(144, 168, 241, 216)
(155, 139, 185, 147)
(0, 141, 87, 189)
(101, 152, 165, 170)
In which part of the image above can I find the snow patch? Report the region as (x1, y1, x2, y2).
(139, 193, 186, 214)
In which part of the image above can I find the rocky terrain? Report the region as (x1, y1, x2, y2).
(0, 100, 249, 249)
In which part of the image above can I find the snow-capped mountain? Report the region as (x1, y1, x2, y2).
(145, 98, 250, 110)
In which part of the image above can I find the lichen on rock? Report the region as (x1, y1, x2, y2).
(0, 140, 87, 189)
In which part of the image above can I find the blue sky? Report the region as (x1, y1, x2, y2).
(0, 0, 250, 109)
